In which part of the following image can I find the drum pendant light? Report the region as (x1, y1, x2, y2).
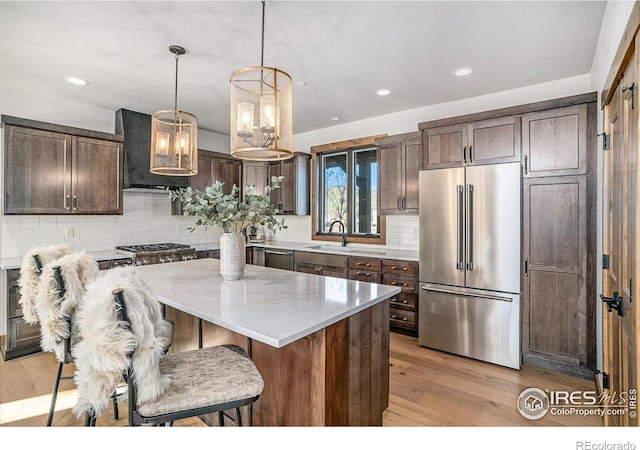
(230, 0, 293, 161)
(150, 45, 198, 176)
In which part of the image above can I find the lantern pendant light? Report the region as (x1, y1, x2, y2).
(150, 45, 198, 176)
(230, 0, 293, 161)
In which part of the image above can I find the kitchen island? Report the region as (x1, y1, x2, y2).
(134, 258, 400, 426)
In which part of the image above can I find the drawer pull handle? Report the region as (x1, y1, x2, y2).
(391, 281, 409, 287)
(357, 272, 371, 276)
(356, 262, 371, 267)
(391, 265, 409, 271)
(391, 314, 408, 321)
(390, 298, 409, 304)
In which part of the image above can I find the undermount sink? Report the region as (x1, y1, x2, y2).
(305, 245, 386, 256)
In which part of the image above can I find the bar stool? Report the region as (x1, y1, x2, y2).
(34, 251, 100, 426)
(72, 267, 264, 426)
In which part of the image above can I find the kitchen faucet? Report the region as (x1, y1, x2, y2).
(328, 220, 347, 247)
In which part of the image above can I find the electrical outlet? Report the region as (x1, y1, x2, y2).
(176, 225, 184, 234)
(64, 227, 75, 239)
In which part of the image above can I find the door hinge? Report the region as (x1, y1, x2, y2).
(598, 132, 610, 150)
(602, 254, 610, 270)
(595, 370, 610, 389)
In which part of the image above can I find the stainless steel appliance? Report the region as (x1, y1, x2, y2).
(264, 248, 294, 271)
(418, 162, 521, 369)
(116, 243, 195, 266)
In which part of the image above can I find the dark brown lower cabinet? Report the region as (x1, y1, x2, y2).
(294, 251, 348, 278)
(522, 175, 594, 377)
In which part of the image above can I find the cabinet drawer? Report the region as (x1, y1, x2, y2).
(295, 251, 348, 268)
(388, 292, 417, 310)
(7, 317, 41, 352)
(348, 269, 381, 283)
(390, 308, 416, 329)
(383, 274, 417, 294)
(382, 259, 418, 275)
(98, 260, 111, 270)
(348, 257, 381, 271)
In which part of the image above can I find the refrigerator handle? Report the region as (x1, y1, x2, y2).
(467, 184, 474, 271)
(456, 184, 464, 270)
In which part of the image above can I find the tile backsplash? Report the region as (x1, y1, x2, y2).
(1, 192, 420, 259)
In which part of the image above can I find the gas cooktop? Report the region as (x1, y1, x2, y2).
(116, 243, 192, 253)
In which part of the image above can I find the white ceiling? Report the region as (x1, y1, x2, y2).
(0, 1, 607, 136)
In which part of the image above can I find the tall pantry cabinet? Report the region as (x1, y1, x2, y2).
(521, 102, 597, 378)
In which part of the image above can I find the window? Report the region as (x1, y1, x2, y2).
(317, 146, 380, 238)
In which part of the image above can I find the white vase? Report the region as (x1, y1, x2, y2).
(219, 232, 246, 280)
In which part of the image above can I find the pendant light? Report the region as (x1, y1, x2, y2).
(230, 0, 293, 161)
(150, 45, 198, 176)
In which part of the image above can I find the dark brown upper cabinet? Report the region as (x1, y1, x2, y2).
(171, 150, 242, 215)
(3, 117, 123, 215)
(376, 132, 421, 215)
(422, 116, 521, 169)
(522, 104, 587, 178)
(244, 152, 310, 216)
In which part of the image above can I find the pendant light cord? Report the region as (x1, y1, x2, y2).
(174, 51, 180, 112)
(260, 0, 266, 67)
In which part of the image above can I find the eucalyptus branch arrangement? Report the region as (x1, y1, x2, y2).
(169, 176, 287, 235)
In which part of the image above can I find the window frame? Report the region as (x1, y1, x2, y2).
(310, 135, 386, 246)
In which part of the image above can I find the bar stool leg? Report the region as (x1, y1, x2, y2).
(47, 361, 64, 426)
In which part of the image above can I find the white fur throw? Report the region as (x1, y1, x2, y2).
(35, 252, 99, 362)
(72, 267, 171, 418)
(18, 245, 71, 324)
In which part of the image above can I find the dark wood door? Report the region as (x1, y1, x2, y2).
(522, 104, 588, 178)
(242, 161, 268, 196)
(267, 161, 282, 211)
(602, 59, 638, 426)
(403, 136, 422, 212)
(279, 157, 296, 214)
(468, 116, 521, 165)
(4, 126, 71, 214)
(422, 123, 466, 169)
(213, 157, 242, 195)
(72, 136, 123, 214)
(522, 175, 589, 376)
(377, 141, 402, 214)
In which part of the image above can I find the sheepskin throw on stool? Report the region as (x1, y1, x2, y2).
(35, 251, 99, 362)
(18, 245, 71, 324)
(72, 267, 172, 418)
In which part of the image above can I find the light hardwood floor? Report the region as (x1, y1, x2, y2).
(0, 332, 601, 427)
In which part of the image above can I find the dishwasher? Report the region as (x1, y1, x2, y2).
(264, 248, 294, 271)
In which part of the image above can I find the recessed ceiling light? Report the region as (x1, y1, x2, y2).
(454, 67, 474, 77)
(330, 116, 339, 121)
(296, 80, 307, 86)
(376, 89, 391, 96)
(65, 76, 89, 85)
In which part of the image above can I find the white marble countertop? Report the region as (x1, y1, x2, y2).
(135, 258, 401, 348)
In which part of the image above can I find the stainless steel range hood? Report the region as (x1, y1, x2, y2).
(115, 108, 188, 190)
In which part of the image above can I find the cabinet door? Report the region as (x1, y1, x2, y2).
(378, 142, 402, 214)
(72, 136, 123, 214)
(422, 124, 466, 169)
(468, 116, 521, 165)
(280, 158, 296, 214)
(191, 151, 215, 192)
(243, 161, 268, 195)
(403, 137, 422, 212)
(214, 158, 242, 195)
(4, 126, 71, 214)
(522, 176, 588, 370)
(522, 104, 587, 177)
(267, 161, 282, 210)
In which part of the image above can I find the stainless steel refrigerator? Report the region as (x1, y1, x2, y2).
(418, 162, 521, 369)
